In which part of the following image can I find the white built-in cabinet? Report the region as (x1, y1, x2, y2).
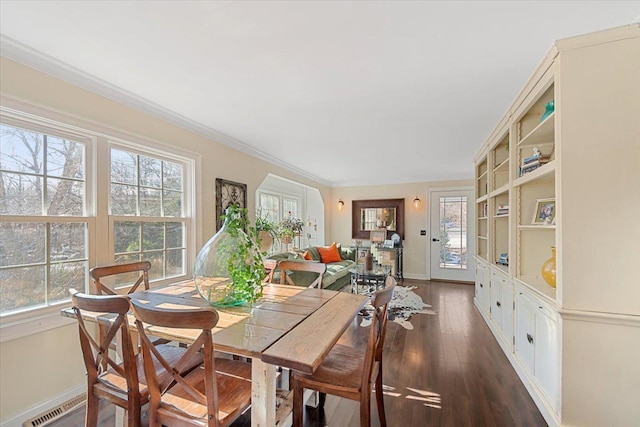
(473, 25, 640, 427)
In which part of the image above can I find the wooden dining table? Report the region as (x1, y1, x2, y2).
(62, 281, 367, 427)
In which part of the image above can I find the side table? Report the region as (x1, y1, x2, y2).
(349, 265, 388, 295)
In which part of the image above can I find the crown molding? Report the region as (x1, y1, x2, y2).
(0, 34, 332, 187)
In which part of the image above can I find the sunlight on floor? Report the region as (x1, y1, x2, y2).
(381, 384, 442, 409)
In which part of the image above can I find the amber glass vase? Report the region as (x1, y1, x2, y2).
(541, 246, 557, 288)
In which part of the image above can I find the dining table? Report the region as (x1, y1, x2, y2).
(62, 280, 368, 427)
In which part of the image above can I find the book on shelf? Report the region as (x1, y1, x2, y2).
(496, 204, 509, 216)
(522, 153, 550, 165)
(482, 203, 488, 217)
(519, 159, 551, 176)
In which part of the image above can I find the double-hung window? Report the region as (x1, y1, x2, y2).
(109, 147, 187, 286)
(0, 105, 194, 339)
(0, 121, 90, 316)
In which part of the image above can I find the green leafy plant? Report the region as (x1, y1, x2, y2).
(278, 214, 304, 239)
(255, 208, 278, 239)
(219, 205, 266, 304)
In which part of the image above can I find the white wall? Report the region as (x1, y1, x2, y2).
(0, 57, 332, 423)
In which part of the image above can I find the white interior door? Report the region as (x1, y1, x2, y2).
(429, 189, 475, 282)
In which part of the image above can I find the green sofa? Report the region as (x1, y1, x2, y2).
(268, 245, 356, 291)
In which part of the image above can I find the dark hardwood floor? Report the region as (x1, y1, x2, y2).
(51, 279, 546, 427)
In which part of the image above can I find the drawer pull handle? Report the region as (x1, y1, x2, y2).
(480, 283, 483, 288)
(496, 301, 501, 307)
(527, 333, 534, 344)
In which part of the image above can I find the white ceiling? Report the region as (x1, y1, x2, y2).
(1, 1, 638, 187)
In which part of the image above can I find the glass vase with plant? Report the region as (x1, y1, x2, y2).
(194, 204, 266, 306)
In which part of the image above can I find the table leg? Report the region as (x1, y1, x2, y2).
(252, 359, 277, 427)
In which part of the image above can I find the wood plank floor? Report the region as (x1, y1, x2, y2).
(51, 279, 546, 427)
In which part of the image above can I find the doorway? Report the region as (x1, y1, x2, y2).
(429, 188, 475, 282)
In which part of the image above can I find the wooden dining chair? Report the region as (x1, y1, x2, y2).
(277, 260, 327, 288)
(130, 299, 253, 427)
(291, 276, 397, 427)
(89, 261, 152, 296)
(69, 289, 203, 427)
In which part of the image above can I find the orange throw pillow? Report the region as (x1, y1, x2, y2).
(302, 251, 313, 261)
(317, 243, 342, 264)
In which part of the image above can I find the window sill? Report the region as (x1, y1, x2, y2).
(0, 307, 75, 343)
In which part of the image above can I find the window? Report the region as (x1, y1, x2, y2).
(0, 123, 89, 315)
(109, 148, 187, 285)
(257, 191, 301, 223)
(0, 106, 194, 332)
(258, 193, 280, 223)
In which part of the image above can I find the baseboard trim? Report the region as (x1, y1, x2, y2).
(402, 273, 427, 280)
(0, 384, 85, 427)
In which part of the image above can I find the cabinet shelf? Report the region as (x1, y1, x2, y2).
(518, 225, 556, 230)
(476, 195, 488, 203)
(478, 170, 488, 180)
(514, 276, 556, 305)
(494, 263, 509, 274)
(478, 236, 488, 240)
(478, 216, 488, 220)
(489, 183, 509, 197)
(513, 160, 556, 187)
(494, 214, 510, 219)
(494, 157, 509, 172)
(518, 112, 555, 148)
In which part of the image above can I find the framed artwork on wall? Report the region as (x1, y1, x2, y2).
(215, 178, 247, 230)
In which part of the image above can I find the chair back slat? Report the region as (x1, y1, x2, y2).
(90, 261, 151, 295)
(69, 289, 139, 396)
(277, 260, 327, 288)
(131, 299, 221, 425)
(361, 278, 396, 392)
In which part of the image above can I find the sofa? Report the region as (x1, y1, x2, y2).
(268, 244, 356, 291)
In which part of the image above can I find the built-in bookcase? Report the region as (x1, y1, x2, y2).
(473, 25, 640, 427)
(513, 78, 556, 299)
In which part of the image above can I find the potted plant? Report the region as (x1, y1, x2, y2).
(278, 214, 304, 245)
(255, 209, 278, 252)
(194, 204, 266, 306)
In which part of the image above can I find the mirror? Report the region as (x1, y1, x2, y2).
(351, 198, 404, 240)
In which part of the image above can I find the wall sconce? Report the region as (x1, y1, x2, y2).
(338, 199, 344, 210)
(413, 196, 421, 208)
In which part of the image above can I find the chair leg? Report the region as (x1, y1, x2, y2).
(293, 379, 304, 427)
(127, 395, 141, 427)
(360, 395, 371, 427)
(375, 363, 387, 427)
(318, 392, 327, 409)
(84, 389, 99, 427)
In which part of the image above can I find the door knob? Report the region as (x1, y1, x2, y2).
(432, 238, 440, 242)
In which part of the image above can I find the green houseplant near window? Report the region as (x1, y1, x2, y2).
(255, 209, 278, 252)
(278, 215, 304, 245)
(194, 205, 266, 306)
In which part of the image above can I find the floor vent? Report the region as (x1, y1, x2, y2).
(23, 394, 86, 427)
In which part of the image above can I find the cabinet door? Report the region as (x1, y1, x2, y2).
(534, 309, 559, 407)
(515, 295, 536, 375)
(501, 281, 514, 348)
(490, 278, 502, 324)
(475, 263, 490, 313)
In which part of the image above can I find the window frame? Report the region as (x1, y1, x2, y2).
(0, 101, 197, 342)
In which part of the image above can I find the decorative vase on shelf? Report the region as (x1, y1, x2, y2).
(541, 246, 557, 288)
(540, 100, 555, 122)
(194, 206, 265, 307)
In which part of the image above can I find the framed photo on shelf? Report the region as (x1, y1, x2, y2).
(369, 229, 386, 244)
(215, 178, 247, 231)
(532, 198, 556, 225)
